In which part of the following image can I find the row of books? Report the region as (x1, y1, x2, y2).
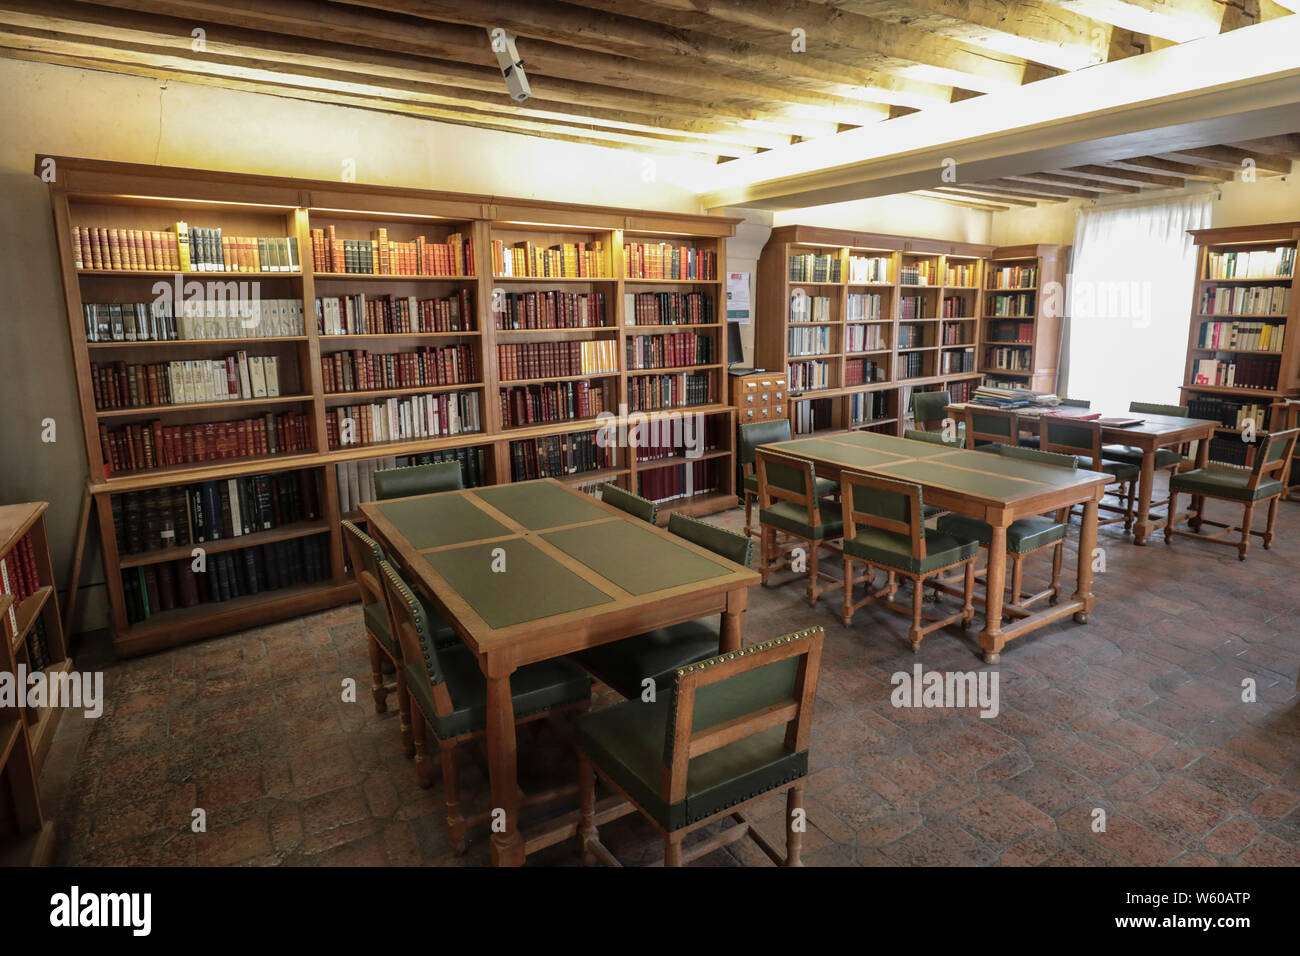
(899, 261, 937, 286)
(788, 326, 832, 357)
(1204, 246, 1296, 280)
(793, 397, 834, 434)
(949, 379, 977, 403)
(623, 243, 716, 280)
(845, 358, 885, 386)
(847, 293, 885, 321)
(790, 293, 833, 324)
(987, 320, 1035, 344)
(74, 224, 301, 273)
(325, 391, 482, 447)
(899, 296, 927, 320)
(100, 412, 312, 475)
(111, 470, 321, 554)
(317, 290, 474, 335)
(848, 256, 890, 284)
(1190, 355, 1280, 389)
(898, 323, 928, 349)
(1196, 320, 1285, 353)
(500, 381, 608, 427)
(851, 390, 890, 424)
(1207, 436, 1252, 467)
(940, 349, 976, 374)
(494, 290, 607, 330)
(1187, 396, 1270, 430)
(0, 531, 42, 644)
(625, 291, 715, 326)
(320, 346, 477, 393)
(491, 239, 607, 278)
(25, 618, 53, 672)
(310, 226, 473, 276)
(986, 292, 1036, 317)
(941, 324, 971, 345)
(846, 324, 886, 352)
(897, 352, 927, 379)
(946, 263, 977, 286)
(637, 460, 717, 503)
(1200, 284, 1290, 316)
(509, 429, 615, 481)
(627, 372, 712, 411)
(970, 385, 1054, 408)
(498, 340, 618, 380)
(984, 346, 1033, 371)
(336, 449, 487, 516)
(83, 299, 306, 342)
(633, 417, 726, 462)
(788, 360, 831, 392)
(627, 333, 714, 369)
(981, 377, 1033, 391)
(788, 253, 841, 283)
(90, 354, 285, 410)
(941, 295, 973, 318)
(988, 264, 1037, 289)
(121, 536, 331, 624)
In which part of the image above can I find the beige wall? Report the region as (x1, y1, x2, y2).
(774, 194, 992, 243)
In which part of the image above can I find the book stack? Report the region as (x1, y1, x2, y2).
(987, 293, 1035, 317)
(317, 289, 474, 335)
(325, 391, 481, 447)
(509, 429, 615, 481)
(941, 295, 971, 318)
(627, 371, 711, 410)
(1205, 246, 1296, 280)
(845, 357, 884, 386)
(500, 381, 607, 426)
(627, 333, 714, 369)
(74, 223, 301, 273)
(311, 226, 474, 276)
(988, 264, 1038, 289)
(497, 341, 618, 380)
(940, 349, 976, 374)
(846, 324, 886, 352)
(898, 324, 926, 349)
(0, 530, 42, 644)
(1196, 320, 1285, 352)
(490, 239, 606, 278)
(786, 326, 831, 357)
(1200, 284, 1290, 316)
(99, 411, 311, 474)
(121, 535, 331, 624)
(971, 384, 1055, 408)
(786, 360, 830, 392)
(790, 293, 832, 323)
(335, 449, 488, 516)
(848, 255, 890, 283)
(90, 354, 283, 409)
(949, 380, 976, 403)
(625, 291, 715, 326)
(984, 346, 1032, 371)
(788, 252, 841, 283)
(941, 323, 970, 345)
(637, 460, 716, 503)
(1191, 355, 1281, 389)
(1187, 396, 1270, 430)
(987, 320, 1035, 343)
(623, 242, 716, 280)
(494, 290, 607, 330)
(846, 293, 884, 321)
(896, 353, 925, 379)
(851, 390, 889, 424)
(900, 296, 924, 320)
(320, 345, 476, 392)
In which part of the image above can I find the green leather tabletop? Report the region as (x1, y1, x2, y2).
(930, 448, 1097, 487)
(543, 520, 734, 596)
(871, 454, 1104, 505)
(422, 537, 613, 628)
(830, 432, 954, 458)
(946, 404, 1217, 440)
(764, 437, 909, 471)
(472, 481, 610, 531)
(375, 494, 511, 550)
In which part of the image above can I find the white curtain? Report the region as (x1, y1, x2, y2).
(1064, 196, 1211, 410)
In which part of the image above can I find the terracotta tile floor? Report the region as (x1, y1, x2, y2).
(41, 479, 1300, 866)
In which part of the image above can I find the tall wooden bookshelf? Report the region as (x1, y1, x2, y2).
(1181, 222, 1300, 467)
(754, 225, 995, 435)
(42, 156, 738, 656)
(980, 243, 1069, 394)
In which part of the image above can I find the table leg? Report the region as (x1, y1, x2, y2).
(1071, 492, 1100, 623)
(979, 524, 1008, 664)
(1133, 442, 1157, 545)
(484, 653, 524, 867)
(721, 587, 748, 652)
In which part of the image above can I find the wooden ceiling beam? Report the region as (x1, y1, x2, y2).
(1156, 145, 1293, 174)
(911, 190, 1012, 210)
(1005, 172, 1139, 193)
(944, 182, 1067, 202)
(1101, 155, 1234, 181)
(1226, 134, 1300, 158)
(930, 186, 1039, 206)
(1060, 163, 1186, 187)
(1043, 0, 1234, 42)
(979, 178, 1110, 198)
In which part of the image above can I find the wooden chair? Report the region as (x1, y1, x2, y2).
(572, 514, 751, 698)
(738, 419, 837, 537)
(378, 559, 591, 853)
(575, 627, 824, 867)
(912, 388, 964, 442)
(1268, 399, 1300, 499)
(1039, 416, 1137, 531)
(1021, 398, 1089, 448)
(1166, 427, 1300, 560)
(756, 449, 844, 606)
(903, 427, 957, 446)
(937, 445, 1077, 610)
(600, 483, 659, 524)
(374, 460, 463, 499)
(961, 406, 1019, 449)
(839, 470, 978, 651)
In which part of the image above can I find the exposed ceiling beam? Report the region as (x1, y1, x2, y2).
(1004, 171, 1140, 192)
(1156, 144, 1293, 173)
(1101, 155, 1235, 181)
(1226, 133, 1300, 157)
(1044, 0, 1235, 42)
(930, 186, 1040, 206)
(1061, 163, 1187, 187)
(980, 178, 1110, 198)
(911, 189, 1013, 210)
(940, 181, 1069, 202)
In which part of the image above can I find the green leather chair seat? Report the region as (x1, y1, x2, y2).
(576, 678, 808, 831)
(936, 513, 1068, 554)
(572, 620, 720, 699)
(843, 526, 978, 574)
(404, 645, 590, 740)
(1097, 460, 1140, 482)
(1102, 445, 1181, 469)
(759, 500, 844, 540)
(363, 601, 459, 658)
(1170, 467, 1284, 502)
(744, 474, 840, 498)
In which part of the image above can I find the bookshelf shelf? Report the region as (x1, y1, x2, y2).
(499, 372, 617, 386)
(118, 520, 332, 570)
(44, 156, 739, 653)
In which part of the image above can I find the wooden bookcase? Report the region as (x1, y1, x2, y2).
(980, 243, 1069, 394)
(754, 225, 997, 436)
(42, 156, 738, 656)
(0, 502, 67, 865)
(1181, 222, 1300, 467)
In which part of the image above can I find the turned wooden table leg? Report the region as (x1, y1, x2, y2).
(1072, 492, 1100, 623)
(721, 587, 747, 652)
(1133, 443, 1157, 545)
(484, 653, 525, 867)
(979, 523, 1008, 664)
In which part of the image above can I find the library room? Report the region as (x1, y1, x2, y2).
(0, 0, 1296, 931)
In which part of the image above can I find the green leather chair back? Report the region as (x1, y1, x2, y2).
(601, 483, 659, 524)
(904, 427, 951, 445)
(374, 461, 464, 500)
(756, 449, 813, 499)
(667, 513, 753, 567)
(965, 407, 1018, 447)
(378, 559, 445, 687)
(738, 419, 792, 467)
(342, 520, 387, 618)
(990, 443, 1078, 469)
(1041, 417, 1101, 463)
(1058, 398, 1091, 408)
(1130, 402, 1188, 417)
(842, 470, 924, 533)
(912, 389, 951, 429)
